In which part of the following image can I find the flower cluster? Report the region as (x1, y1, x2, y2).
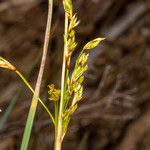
(63, 0, 80, 69)
(48, 0, 105, 136)
(0, 56, 16, 71)
(48, 84, 61, 101)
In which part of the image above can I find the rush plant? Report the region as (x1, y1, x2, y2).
(0, 0, 104, 150)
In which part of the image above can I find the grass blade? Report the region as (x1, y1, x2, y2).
(20, 0, 53, 149)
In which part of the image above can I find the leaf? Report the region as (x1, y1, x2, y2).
(48, 84, 61, 101)
(83, 37, 105, 50)
(0, 56, 16, 71)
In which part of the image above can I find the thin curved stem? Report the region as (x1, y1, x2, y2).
(15, 70, 55, 125)
(0, 51, 42, 131)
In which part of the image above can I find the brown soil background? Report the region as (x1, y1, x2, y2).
(0, 0, 150, 150)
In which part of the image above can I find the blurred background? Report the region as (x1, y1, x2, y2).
(0, 0, 150, 149)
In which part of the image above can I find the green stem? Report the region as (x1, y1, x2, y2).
(0, 51, 41, 130)
(55, 13, 69, 150)
(62, 69, 69, 110)
(54, 101, 58, 138)
(16, 70, 55, 125)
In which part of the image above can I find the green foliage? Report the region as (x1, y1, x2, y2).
(0, 57, 55, 149)
(48, 84, 61, 101)
(0, 51, 41, 130)
(48, 0, 105, 143)
(0, 0, 105, 149)
(0, 1, 54, 150)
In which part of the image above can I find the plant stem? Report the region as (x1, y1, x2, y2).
(0, 51, 42, 131)
(20, 0, 53, 149)
(55, 13, 69, 150)
(16, 70, 55, 125)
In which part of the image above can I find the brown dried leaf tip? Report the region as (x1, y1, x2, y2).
(0, 56, 16, 71)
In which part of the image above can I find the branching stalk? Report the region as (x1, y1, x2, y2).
(0, 0, 105, 150)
